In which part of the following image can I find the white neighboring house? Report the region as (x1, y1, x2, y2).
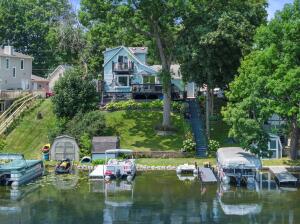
(48, 65, 71, 92)
(0, 45, 32, 90)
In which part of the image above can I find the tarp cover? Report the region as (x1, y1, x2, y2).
(217, 147, 262, 170)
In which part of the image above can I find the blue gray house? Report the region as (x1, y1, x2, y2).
(103, 46, 184, 99)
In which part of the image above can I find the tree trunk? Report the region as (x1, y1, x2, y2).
(153, 23, 171, 127)
(290, 118, 300, 160)
(205, 87, 210, 139)
(210, 89, 214, 116)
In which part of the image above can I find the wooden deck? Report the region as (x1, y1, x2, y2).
(269, 167, 298, 185)
(198, 167, 217, 183)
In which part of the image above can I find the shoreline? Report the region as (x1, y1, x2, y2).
(74, 164, 300, 172)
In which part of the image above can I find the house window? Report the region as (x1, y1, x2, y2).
(6, 58, 9, 69)
(143, 76, 155, 84)
(118, 56, 123, 63)
(269, 140, 277, 150)
(118, 76, 129, 86)
(12, 67, 16, 78)
(21, 59, 24, 70)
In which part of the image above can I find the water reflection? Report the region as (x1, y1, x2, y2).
(217, 184, 262, 216)
(0, 170, 300, 223)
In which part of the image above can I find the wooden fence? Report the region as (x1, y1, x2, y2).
(0, 94, 38, 135)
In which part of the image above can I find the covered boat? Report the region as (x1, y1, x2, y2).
(217, 147, 262, 186)
(104, 149, 136, 181)
(0, 154, 44, 186)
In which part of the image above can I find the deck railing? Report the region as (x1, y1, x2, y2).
(112, 61, 134, 73)
(131, 84, 163, 94)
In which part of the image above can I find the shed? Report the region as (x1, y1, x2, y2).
(50, 135, 80, 161)
(92, 136, 120, 160)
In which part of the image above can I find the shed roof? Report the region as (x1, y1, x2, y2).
(92, 136, 120, 153)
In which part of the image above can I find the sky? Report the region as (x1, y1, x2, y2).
(69, 0, 295, 20)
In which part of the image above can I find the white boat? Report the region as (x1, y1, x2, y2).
(176, 164, 198, 175)
(216, 147, 262, 186)
(104, 149, 136, 181)
(0, 154, 44, 187)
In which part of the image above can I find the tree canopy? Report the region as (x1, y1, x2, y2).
(178, 0, 267, 88)
(222, 0, 300, 158)
(0, 0, 83, 76)
(52, 68, 99, 118)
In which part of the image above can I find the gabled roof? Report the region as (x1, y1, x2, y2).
(128, 47, 148, 54)
(0, 48, 33, 59)
(150, 64, 182, 79)
(47, 65, 72, 80)
(103, 46, 156, 74)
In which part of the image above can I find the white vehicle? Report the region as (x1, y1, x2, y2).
(104, 149, 136, 181)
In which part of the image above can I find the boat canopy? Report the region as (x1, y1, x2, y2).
(105, 149, 133, 154)
(0, 153, 24, 161)
(217, 147, 262, 170)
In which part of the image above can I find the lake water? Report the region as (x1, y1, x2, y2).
(0, 170, 300, 224)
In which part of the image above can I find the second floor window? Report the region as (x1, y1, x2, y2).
(13, 67, 16, 77)
(6, 58, 9, 69)
(21, 59, 24, 70)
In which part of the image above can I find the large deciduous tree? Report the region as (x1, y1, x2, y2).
(0, 0, 81, 76)
(80, 0, 184, 128)
(222, 0, 300, 159)
(177, 0, 267, 138)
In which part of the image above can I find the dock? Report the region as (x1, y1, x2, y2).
(198, 167, 217, 182)
(89, 165, 104, 179)
(269, 167, 298, 185)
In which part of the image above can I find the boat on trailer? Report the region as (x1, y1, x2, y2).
(0, 154, 44, 187)
(104, 149, 136, 181)
(217, 147, 262, 187)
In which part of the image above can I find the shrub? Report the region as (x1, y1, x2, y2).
(92, 159, 106, 165)
(207, 139, 220, 157)
(181, 131, 196, 153)
(66, 111, 109, 140)
(104, 99, 182, 113)
(52, 67, 99, 118)
(79, 133, 92, 158)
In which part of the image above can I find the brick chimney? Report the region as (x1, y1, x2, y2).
(4, 45, 14, 55)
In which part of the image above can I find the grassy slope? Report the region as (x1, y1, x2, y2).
(105, 110, 189, 151)
(4, 99, 56, 159)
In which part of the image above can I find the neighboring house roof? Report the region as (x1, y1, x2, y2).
(31, 74, 49, 83)
(0, 48, 33, 59)
(128, 47, 148, 54)
(150, 64, 182, 79)
(47, 65, 72, 80)
(103, 46, 157, 74)
(92, 136, 120, 153)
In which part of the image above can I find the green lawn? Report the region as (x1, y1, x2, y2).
(210, 119, 239, 147)
(4, 99, 56, 159)
(136, 157, 300, 167)
(104, 110, 189, 151)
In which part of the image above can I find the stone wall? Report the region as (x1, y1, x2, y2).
(132, 151, 192, 158)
